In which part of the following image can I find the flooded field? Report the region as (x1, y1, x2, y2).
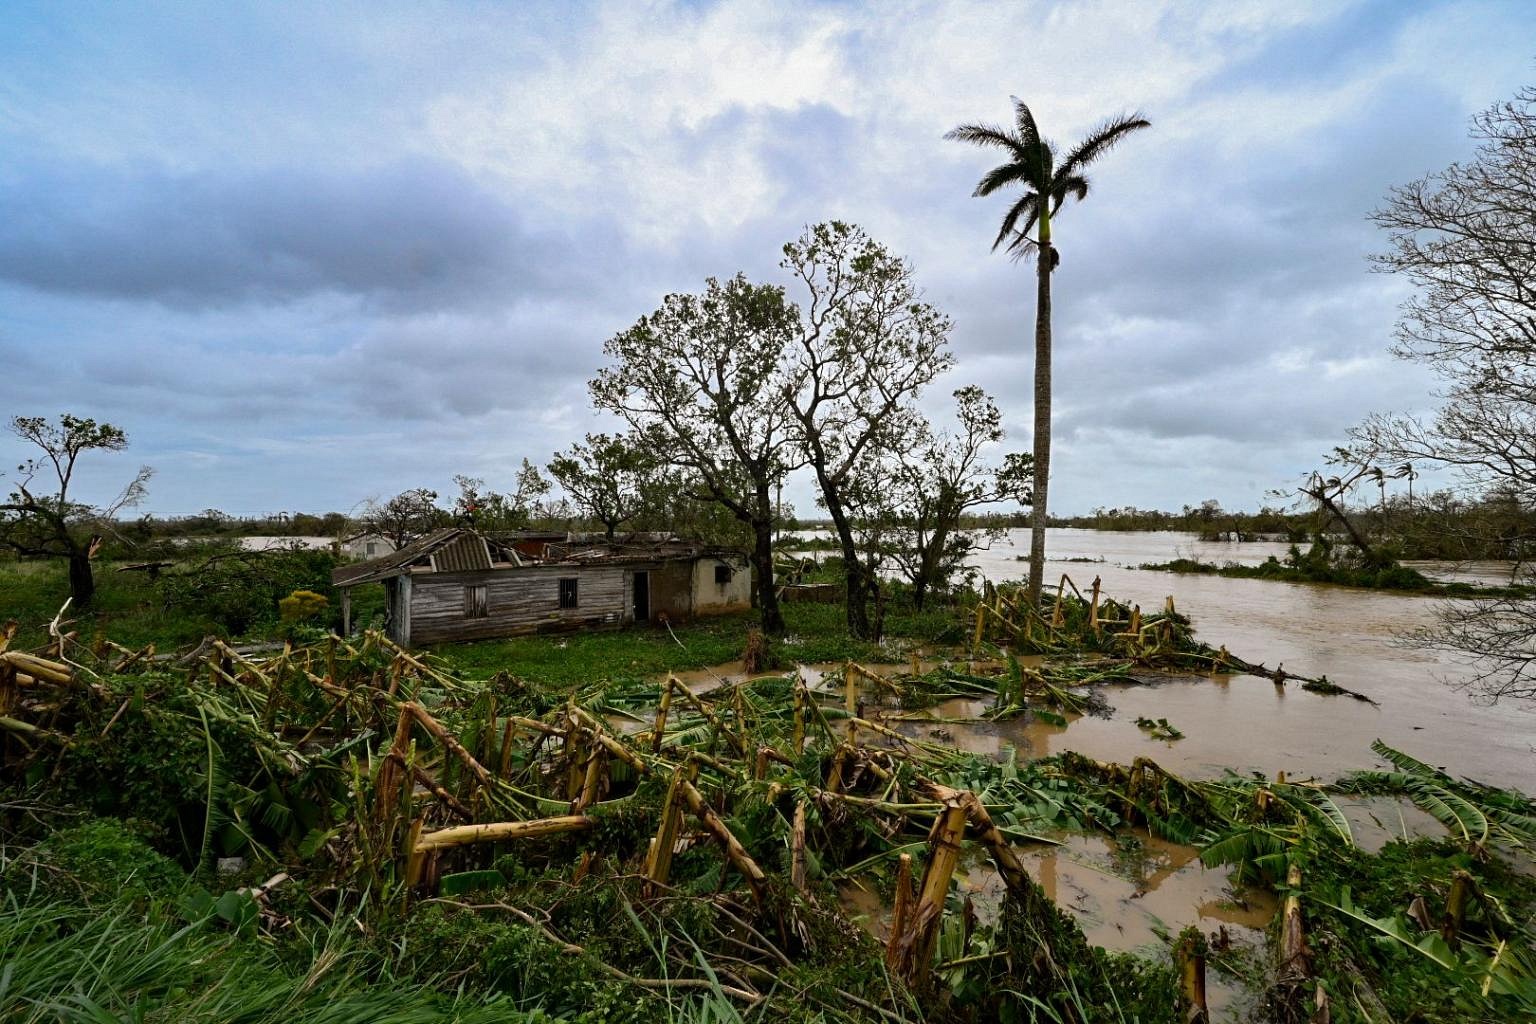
(768, 526, 1534, 1006)
(707, 525, 1530, 787)
(955, 528, 1532, 790)
(841, 829, 1278, 1018)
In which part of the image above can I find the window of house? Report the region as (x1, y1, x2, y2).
(366, 542, 378, 557)
(559, 578, 579, 609)
(465, 584, 488, 618)
(714, 563, 733, 585)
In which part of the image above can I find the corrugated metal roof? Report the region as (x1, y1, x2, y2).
(332, 527, 463, 587)
(431, 533, 492, 573)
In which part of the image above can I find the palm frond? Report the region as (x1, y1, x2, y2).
(1056, 112, 1151, 177)
(1010, 97, 1042, 152)
(1034, 137, 1056, 178)
(993, 192, 1040, 252)
(943, 122, 1025, 158)
(1050, 173, 1089, 213)
(973, 160, 1032, 198)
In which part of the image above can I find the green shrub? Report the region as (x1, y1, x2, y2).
(279, 588, 330, 623)
(159, 546, 337, 635)
(3, 818, 185, 905)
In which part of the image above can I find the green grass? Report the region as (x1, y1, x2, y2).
(432, 601, 965, 685)
(0, 559, 223, 650)
(0, 895, 528, 1024)
(0, 552, 353, 651)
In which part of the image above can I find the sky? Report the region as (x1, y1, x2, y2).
(0, 0, 1531, 519)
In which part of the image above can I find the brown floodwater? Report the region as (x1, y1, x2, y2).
(959, 528, 1536, 791)
(839, 829, 1278, 1020)
(654, 532, 1516, 1013)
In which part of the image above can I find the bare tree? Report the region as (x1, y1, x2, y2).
(1353, 83, 1536, 704)
(360, 487, 447, 548)
(1, 414, 153, 607)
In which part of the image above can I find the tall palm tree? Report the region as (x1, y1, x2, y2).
(947, 100, 1149, 607)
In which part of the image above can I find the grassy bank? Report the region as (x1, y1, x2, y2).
(0, 547, 344, 650)
(1140, 541, 1529, 597)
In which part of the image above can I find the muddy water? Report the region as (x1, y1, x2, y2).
(840, 830, 1277, 1020)
(962, 528, 1535, 790)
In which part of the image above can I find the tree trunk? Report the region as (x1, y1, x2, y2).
(1315, 492, 1379, 564)
(1026, 242, 1054, 608)
(68, 550, 95, 608)
(818, 481, 870, 638)
(751, 492, 785, 636)
(914, 517, 954, 611)
(844, 556, 871, 639)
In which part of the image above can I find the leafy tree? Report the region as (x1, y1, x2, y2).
(947, 100, 1149, 608)
(159, 545, 336, 636)
(592, 274, 803, 634)
(782, 222, 956, 637)
(1, 414, 152, 607)
(360, 487, 448, 548)
(851, 387, 1031, 610)
(1351, 83, 1536, 703)
(548, 433, 661, 539)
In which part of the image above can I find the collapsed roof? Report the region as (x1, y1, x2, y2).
(332, 527, 743, 588)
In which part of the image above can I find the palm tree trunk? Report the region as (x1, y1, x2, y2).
(1027, 244, 1053, 608)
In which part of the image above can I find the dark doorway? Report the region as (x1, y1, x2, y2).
(633, 571, 650, 622)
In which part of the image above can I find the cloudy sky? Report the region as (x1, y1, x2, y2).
(1, 1, 1530, 518)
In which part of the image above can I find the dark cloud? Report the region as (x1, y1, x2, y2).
(0, 0, 1529, 517)
(0, 158, 580, 310)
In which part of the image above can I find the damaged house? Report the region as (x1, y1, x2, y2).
(332, 528, 751, 646)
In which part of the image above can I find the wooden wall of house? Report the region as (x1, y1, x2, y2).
(407, 565, 628, 644)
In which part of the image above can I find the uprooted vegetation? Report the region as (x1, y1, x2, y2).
(2, 591, 1534, 1022)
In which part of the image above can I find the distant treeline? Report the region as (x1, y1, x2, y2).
(1046, 502, 1307, 540)
(1046, 491, 1536, 562)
